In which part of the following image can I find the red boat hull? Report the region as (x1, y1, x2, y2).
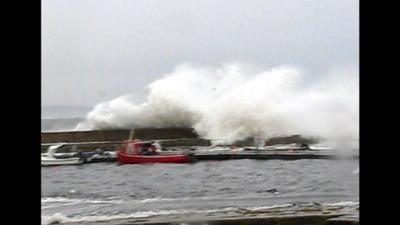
(117, 151, 192, 164)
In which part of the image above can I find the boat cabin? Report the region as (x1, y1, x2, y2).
(120, 139, 159, 155)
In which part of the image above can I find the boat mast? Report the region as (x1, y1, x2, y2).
(126, 129, 135, 154)
(128, 129, 134, 141)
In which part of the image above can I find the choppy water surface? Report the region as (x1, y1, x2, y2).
(42, 159, 359, 224)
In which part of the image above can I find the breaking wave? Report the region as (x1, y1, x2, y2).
(41, 201, 358, 225)
(42, 207, 236, 225)
(77, 63, 358, 147)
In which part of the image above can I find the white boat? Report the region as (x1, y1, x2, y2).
(41, 144, 84, 166)
(244, 143, 312, 151)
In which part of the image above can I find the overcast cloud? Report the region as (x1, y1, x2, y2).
(42, 0, 359, 106)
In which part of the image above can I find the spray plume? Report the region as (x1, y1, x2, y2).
(77, 63, 358, 148)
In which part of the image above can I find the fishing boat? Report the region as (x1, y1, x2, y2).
(117, 140, 193, 164)
(41, 144, 84, 166)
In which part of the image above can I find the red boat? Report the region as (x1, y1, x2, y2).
(117, 140, 193, 164)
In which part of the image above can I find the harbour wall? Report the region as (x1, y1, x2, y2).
(41, 128, 319, 152)
(41, 128, 199, 143)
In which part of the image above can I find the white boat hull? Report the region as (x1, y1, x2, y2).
(41, 156, 84, 166)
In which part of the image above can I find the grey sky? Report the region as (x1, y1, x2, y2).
(42, 0, 359, 107)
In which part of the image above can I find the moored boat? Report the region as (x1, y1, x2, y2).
(41, 144, 84, 166)
(41, 156, 84, 166)
(244, 143, 312, 151)
(117, 140, 193, 164)
(83, 149, 117, 163)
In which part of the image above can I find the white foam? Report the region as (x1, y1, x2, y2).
(42, 213, 69, 225)
(42, 197, 123, 205)
(324, 201, 359, 207)
(137, 197, 175, 203)
(42, 207, 237, 225)
(352, 168, 359, 174)
(246, 203, 295, 211)
(42, 197, 75, 203)
(41, 201, 359, 224)
(77, 64, 359, 149)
